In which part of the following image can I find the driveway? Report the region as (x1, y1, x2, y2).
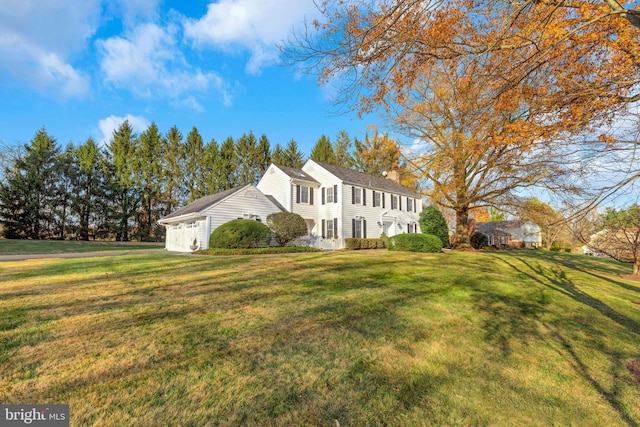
(0, 250, 187, 261)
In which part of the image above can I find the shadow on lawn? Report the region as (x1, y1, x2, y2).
(486, 253, 639, 426)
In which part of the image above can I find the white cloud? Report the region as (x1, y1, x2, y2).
(97, 114, 150, 146)
(97, 23, 228, 105)
(0, 0, 99, 97)
(184, 0, 318, 74)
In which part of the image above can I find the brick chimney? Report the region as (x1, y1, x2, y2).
(385, 170, 400, 184)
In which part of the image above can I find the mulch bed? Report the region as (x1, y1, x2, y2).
(627, 359, 640, 383)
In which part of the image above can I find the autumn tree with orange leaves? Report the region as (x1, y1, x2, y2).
(283, 0, 640, 246)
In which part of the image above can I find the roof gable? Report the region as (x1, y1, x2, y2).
(160, 185, 249, 221)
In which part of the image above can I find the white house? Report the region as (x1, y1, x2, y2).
(472, 220, 542, 248)
(159, 160, 422, 252)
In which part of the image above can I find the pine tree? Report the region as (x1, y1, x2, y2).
(235, 132, 259, 185)
(163, 126, 185, 211)
(271, 143, 286, 166)
(72, 137, 104, 241)
(183, 127, 206, 202)
(203, 138, 220, 194)
(106, 120, 139, 242)
(419, 205, 450, 247)
(135, 122, 165, 241)
(282, 139, 305, 168)
(310, 134, 335, 164)
(0, 127, 60, 239)
(256, 134, 271, 178)
(217, 136, 237, 190)
(334, 130, 355, 169)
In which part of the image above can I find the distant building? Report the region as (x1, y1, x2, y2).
(469, 219, 542, 248)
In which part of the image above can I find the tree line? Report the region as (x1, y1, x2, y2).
(0, 123, 415, 242)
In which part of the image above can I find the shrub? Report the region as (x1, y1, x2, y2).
(419, 205, 450, 247)
(345, 238, 387, 250)
(209, 219, 272, 249)
(387, 233, 443, 253)
(470, 231, 488, 249)
(266, 212, 308, 246)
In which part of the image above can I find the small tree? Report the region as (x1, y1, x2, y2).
(419, 205, 450, 248)
(267, 212, 308, 246)
(586, 205, 640, 276)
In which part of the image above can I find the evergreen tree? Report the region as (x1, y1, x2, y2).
(72, 137, 104, 241)
(218, 136, 237, 190)
(51, 143, 75, 239)
(419, 205, 450, 247)
(256, 134, 271, 178)
(106, 120, 139, 241)
(135, 122, 165, 241)
(203, 138, 220, 194)
(164, 126, 185, 211)
(282, 139, 305, 168)
(183, 127, 206, 202)
(236, 132, 259, 185)
(310, 134, 335, 164)
(0, 127, 60, 239)
(271, 143, 286, 166)
(334, 130, 355, 169)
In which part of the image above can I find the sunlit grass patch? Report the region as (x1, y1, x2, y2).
(0, 251, 639, 425)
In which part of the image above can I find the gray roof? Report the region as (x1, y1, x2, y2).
(273, 164, 319, 184)
(265, 195, 286, 212)
(160, 185, 248, 221)
(312, 160, 419, 197)
(474, 220, 524, 236)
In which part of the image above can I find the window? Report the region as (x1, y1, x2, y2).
(352, 186, 362, 204)
(322, 218, 338, 239)
(373, 191, 381, 207)
(296, 185, 313, 205)
(407, 197, 413, 212)
(391, 195, 398, 210)
(352, 218, 367, 238)
(322, 185, 337, 204)
(326, 219, 334, 239)
(186, 221, 197, 229)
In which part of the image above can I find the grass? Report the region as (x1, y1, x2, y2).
(1, 250, 639, 426)
(0, 239, 164, 255)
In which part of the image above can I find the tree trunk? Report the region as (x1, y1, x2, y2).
(455, 206, 471, 248)
(634, 259, 639, 276)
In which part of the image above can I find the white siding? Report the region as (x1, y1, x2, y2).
(202, 187, 282, 245)
(257, 165, 293, 211)
(161, 185, 283, 252)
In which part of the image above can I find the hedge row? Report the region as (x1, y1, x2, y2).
(344, 238, 387, 250)
(387, 233, 443, 253)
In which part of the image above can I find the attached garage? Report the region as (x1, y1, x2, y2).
(158, 184, 284, 252)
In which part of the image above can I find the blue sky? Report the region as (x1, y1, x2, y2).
(0, 0, 372, 156)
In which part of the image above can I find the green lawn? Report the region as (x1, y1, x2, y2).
(0, 239, 164, 255)
(1, 250, 639, 426)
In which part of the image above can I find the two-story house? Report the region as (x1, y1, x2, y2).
(159, 159, 422, 251)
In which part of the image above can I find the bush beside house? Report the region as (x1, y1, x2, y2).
(209, 219, 272, 249)
(470, 231, 488, 249)
(266, 212, 308, 246)
(419, 205, 450, 248)
(345, 238, 387, 249)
